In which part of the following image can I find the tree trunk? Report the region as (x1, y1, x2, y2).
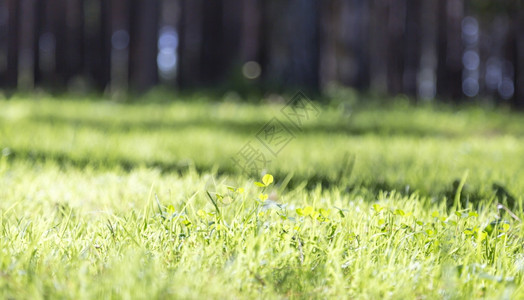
(263, 0, 320, 91)
(129, 0, 159, 92)
(512, 7, 524, 108)
(287, 0, 320, 90)
(323, 0, 370, 90)
(318, 0, 339, 89)
(0, 0, 9, 86)
(177, 0, 203, 87)
(418, 0, 438, 100)
(369, 0, 388, 93)
(222, 0, 243, 71)
(437, 0, 464, 101)
(386, 0, 406, 95)
(32, 0, 44, 87)
(65, 0, 84, 82)
(109, 0, 130, 95)
(84, 0, 111, 90)
(4, 0, 20, 89)
(403, 0, 421, 97)
(17, 0, 36, 90)
(52, 0, 68, 87)
(240, 0, 261, 63)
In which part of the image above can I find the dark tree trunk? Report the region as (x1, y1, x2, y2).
(84, 0, 111, 90)
(418, 0, 438, 99)
(437, 0, 464, 101)
(318, 0, 340, 89)
(177, 0, 203, 87)
(386, 0, 406, 95)
(65, 0, 84, 81)
(512, 8, 524, 108)
(177, 0, 245, 88)
(4, 0, 20, 88)
(436, 0, 448, 99)
(288, 0, 320, 90)
(35, 0, 58, 87)
(263, 0, 320, 91)
(52, 0, 68, 87)
(18, 0, 36, 90)
(240, 0, 261, 62)
(32, 0, 44, 87)
(222, 0, 243, 73)
(403, 0, 421, 97)
(352, 0, 370, 90)
(129, 0, 159, 92)
(35, 0, 83, 90)
(109, 0, 130, 94)
(323, 0, 370, 90)
(200, 0, 225, 84)
(0, 0, 9, 86)
(369, 0, 388, 93)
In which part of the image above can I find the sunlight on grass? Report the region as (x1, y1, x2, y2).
(0, 96, 523, 298)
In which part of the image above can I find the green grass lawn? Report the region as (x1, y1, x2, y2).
(0, 94, 523, 298)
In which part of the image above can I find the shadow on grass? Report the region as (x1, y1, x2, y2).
(6, 147, 513, 209)
(29, 115, 460, 138)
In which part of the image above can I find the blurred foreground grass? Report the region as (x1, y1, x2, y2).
(0, 94, 523, 298)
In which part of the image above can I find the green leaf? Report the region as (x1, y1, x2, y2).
(372, 204, 384, 213)
(254, 182, 265, 187)
(334, 206, 346, 218)
(197, 209, 207, 218)
(319, 208, 330, 218)
(167, 205, 176, 215)
(297, 206, 314, 217)
(394, 209, 405, 216)
(478, 230, 487, 241)
(303, 206, 314, 216)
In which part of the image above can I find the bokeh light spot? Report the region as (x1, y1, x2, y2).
(242, 61, 261, 79)
(463, 77, 479, 97)
(111, 30, 130, 50)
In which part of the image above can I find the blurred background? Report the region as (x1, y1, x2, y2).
(0, 0, 523, 106)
